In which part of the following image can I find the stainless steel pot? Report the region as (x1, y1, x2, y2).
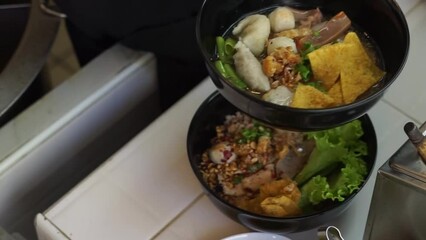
(364, 122, 426, 239)
(0, 0, 61, 125)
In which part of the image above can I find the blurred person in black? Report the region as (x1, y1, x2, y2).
(55, 0, 207, 110)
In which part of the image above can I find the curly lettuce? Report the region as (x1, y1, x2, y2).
(295, 119, 368, 209)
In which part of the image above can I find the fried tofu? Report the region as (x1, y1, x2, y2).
(308, 43, 343, 90)
(339, 32, 385, 103)
(327, 81, 344, 106)
(291, 84, 335, 108)
(306, 32, 385, 106)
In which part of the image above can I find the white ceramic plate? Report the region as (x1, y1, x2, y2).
(222, 232, 292, 240)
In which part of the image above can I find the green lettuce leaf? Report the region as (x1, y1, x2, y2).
(299, 175, 329, 209)
(295, 119, 368, 209)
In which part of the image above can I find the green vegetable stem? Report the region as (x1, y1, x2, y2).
(216, 36, 233, 63)
(215, 36, 247, 90)
(216, 36, 226, 61)
(214, 60, 228, 78)
(224, 38, 237, 56)
(223, 63, 248, 89)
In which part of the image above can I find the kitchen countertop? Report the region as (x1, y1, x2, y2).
(35, 1, 426, 239)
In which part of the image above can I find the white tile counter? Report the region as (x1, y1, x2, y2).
(35, 1, 426, 240)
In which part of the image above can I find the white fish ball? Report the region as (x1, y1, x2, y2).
(262, 86, 293, 106)
(268, 7, 295, 32)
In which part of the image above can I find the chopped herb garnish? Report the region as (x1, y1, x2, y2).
(296, 63, 311, 81)
(296, 42, 318, 82)
(301, 42, 317, 57)
(232, 174, 244, 184)
(306, 81, 326, 92)
(239, 123, 272, 143)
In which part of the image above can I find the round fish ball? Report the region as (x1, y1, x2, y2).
(262, 86, 293, 106)
(268, 7, 295, 33)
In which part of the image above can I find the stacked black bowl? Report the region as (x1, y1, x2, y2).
(195, 0, 409, 131)
(187, 0, 409, 234)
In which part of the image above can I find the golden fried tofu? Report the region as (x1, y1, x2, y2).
(339, 32, 385, 103)
(259, 179, 301, 217)
(307, 32, 385, 105)
(308, 43, 343, 90)
(291, 84, 335, 108)
(261, 195, 301, 217)
(327, 81, 344, 106)
(236, 178, 302, 217)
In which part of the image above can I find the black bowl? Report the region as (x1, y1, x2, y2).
(196, 0, 409, 131)
(187, 91, 377, 233)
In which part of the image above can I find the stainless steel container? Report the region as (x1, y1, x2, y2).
(364, 122, 426, 240)
(0, 0, 61, 126)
